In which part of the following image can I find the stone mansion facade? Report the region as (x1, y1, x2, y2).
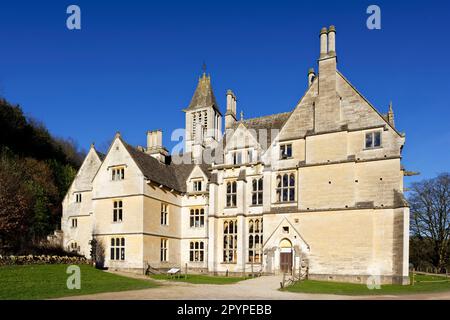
(61, 26, 410, 284)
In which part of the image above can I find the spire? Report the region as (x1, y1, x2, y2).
(240, 110, 244, 121)
(184, 69, 221, 115)
(388, 101, 395, 127)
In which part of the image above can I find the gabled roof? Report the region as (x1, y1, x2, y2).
(123, 141, 211, 193)
(184, 73, 221, 115)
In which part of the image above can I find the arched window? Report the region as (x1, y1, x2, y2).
(276, 173, 296, 202)
(248, 218, 263, 263)
(223, 219, 237, 263)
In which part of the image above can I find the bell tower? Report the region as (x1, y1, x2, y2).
(184, 69, 222, 161)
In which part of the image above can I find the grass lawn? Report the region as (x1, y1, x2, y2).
(0, 264, 158, 300)
(283, 274, 450, 296)
(150, 274, 248, 285)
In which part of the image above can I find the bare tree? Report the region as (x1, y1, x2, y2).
(409, 173, 450, 271)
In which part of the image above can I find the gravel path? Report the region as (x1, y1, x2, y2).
(59, 272, 450, 300)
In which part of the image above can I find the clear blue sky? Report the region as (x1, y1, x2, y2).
(0, 0, 449, 185)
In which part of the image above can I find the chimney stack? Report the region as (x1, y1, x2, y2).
(146, 130, 168, 163)
(315, 26, 340, 132)
(327, 25, 336, 57)
(225, 89, 237, 129)
(320, 27, 328, 59)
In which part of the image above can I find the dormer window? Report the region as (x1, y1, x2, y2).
(111, 167, 125, 181)
(232, 151, 242, 165)
(280, 144, 292, 159)
(193, 180, 203, 192)
(365, 131, 382, 149)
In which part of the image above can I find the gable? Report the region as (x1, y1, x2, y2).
(71, 147, 103, 192)
(336, 71, 402, 136)
(277, 79, 317, 141)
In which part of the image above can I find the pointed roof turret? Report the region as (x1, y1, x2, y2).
(388, 101, 395, 128)
(184, 72, 221, 115)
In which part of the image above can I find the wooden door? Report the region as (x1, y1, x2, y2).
(280, 252, 292, 273)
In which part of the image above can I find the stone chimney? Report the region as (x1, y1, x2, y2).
(225, 89, 237, 129)
(315, 25, 340, 133)
(146, 130, 168, 163)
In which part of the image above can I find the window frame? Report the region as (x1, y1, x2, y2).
(223, 219, 238, 263)
(111, 167, 125, 181)
(248, 218, 263, 263)
(226, 181, 237, 208)
(160, 238, 168, 262)
(189, 208, 205, 228)
(189, 241, 205, 262)
(251, 177, 264, 206)
(364, 131, 382, 149)
(279, 144, 293, 160)
(276, 173, 296, 203)
(113, 200, 123, 223)
(160, 203, 169, 226)
(193, 180, 203, 192)
(110, 237, 125, 261)
(71, 218, 78, 228)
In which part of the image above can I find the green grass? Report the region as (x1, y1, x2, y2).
(0, 264, 158, 300)
(283, 274, 450, 296)
(150, 274, 247, 284)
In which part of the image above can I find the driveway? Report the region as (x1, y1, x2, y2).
(60, 273, 450, 300)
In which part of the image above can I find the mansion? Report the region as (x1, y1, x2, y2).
(61, 26, 410, 284)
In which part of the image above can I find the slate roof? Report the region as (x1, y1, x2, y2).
(123, 142, 211, 193)
(228, 111, 292, 149)
(185, 73, 221, 115)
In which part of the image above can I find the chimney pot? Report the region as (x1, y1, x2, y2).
(327, 25, 336, 56)
(319, 27, 328, 59)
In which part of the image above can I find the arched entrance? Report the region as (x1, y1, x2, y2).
(279, 239, 293, 273)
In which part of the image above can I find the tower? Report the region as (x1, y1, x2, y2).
(184, 71, 222, 161)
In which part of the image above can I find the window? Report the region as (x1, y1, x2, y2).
(232, 151, 242, 165)
(189, 241, 205, 262)
(110, 238, 125, 261)
(223, 220, 238, 263)
(69, 242, 79, 252)
(160, 238, 168, 262)
(280, 144, 293, 159)
(226, 181, 237, 207)
(193, 180, 202, 192)
(276, 173, 296, 202)
(75, 193, 82, 203)
(365, 131, 382, 149)
(249, 219, 263, 263)
(252, 178, 263, 206)
(113, 200, 123, 222)
(71, 218, 78, 228)
(190, 208, 205, 228)
(111, 167, 125, 181)
(161, 203, 169, 225)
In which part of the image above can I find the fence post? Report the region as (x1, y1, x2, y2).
(185, 263, 187, 279)
(412, 268, 415, 286)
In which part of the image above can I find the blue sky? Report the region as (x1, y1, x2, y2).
(0, 0, 449, 185)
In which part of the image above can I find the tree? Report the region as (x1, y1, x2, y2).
(409, 173, 450, 271)
(0, 151, 32, 252)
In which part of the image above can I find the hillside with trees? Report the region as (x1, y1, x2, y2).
(0, 98, 84, 254)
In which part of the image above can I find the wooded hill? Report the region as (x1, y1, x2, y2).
(0, 97, 84, 254)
